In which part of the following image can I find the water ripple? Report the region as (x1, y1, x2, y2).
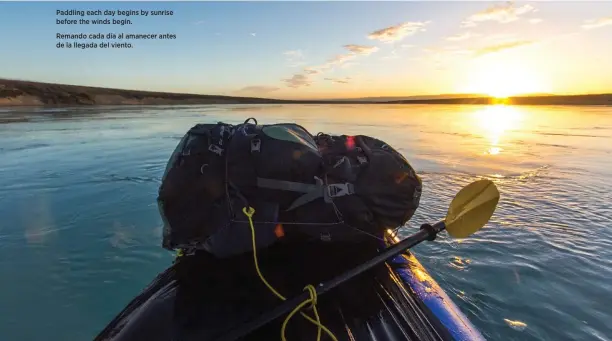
(1, 104, 611, 341)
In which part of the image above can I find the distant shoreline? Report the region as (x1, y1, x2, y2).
(384, 94, 612, 106)
(1, 79, 611, 107)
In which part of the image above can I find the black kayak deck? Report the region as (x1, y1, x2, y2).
(95, 240, 459, 341)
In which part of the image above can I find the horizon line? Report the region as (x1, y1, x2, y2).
(3, 77, 611, 101)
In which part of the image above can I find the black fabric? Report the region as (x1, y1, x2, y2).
(203, 199, 279, 258)
(289, 134, 422, 241)
(158, 123, 229, 250)
(168, 240, 386, 340)
(157, 118, 422, 257)
(352, 135, 422, 228)
(226, 123, 323, 207)
(94, 241, 449, 341)
(158, 120, 325, 255)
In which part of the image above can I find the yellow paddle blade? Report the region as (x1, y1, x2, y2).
(445, 179, 500, 238)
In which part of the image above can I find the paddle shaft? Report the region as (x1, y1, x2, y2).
(215, 221, 446, 341)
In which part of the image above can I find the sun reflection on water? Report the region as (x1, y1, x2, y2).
(472, 105, 523, 156)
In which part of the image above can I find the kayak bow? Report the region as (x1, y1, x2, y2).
(95, 179, 499, 341)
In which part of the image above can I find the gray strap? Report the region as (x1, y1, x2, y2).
(257, 177, 319, 193)
(257, 177, 325, 211)
(287, 189, 325, 211)
(257, 177, 354, 211)
(288, 182, 355, 210)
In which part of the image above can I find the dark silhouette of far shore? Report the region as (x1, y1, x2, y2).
(1, 79, 610, 107)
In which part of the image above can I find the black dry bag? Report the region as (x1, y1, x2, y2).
(157, 118, 422, 258)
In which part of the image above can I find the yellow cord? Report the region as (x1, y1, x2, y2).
(242, 207, 338, 341)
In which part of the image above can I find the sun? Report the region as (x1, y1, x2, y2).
(461, 60, 551, 98)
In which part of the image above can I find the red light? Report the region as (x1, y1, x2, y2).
(346, 136, 355, 150)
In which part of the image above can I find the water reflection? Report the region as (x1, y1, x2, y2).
(22, 194, 57, 245)
(471, 105, 523, 156)
(1, 104, 612, 341)
(504, 318, 528, 331)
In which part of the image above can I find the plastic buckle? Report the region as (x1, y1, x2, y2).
(327, 183, 354, 198)
(320, 232, 332, 242)
(208, 144, 224, 156)
(251, 138, 261, 152)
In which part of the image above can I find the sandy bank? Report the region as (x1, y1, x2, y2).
(1, 79, 611, 107)
(0, 79, 304, 106)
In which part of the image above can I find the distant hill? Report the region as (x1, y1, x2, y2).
(331, 94, 487, 102)
(1, 79, 610, 107)
(0, 79, 347, 106)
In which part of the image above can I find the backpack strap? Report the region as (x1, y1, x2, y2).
(256, 177, 319, 193)
(256, 177, 355, 211)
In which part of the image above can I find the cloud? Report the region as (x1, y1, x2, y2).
(461, 2, 536, 27)
(280, 20, 426, 89)
(368, 21, 431, 43)
(235, 86, 280, 95)
(343, 44, 379, 55)
(400, 44, 415, 49)
(250, 33, 257, 37)
(283, 49, 306, 67)
(328, 54, 357, 66)
(582, 17, 612, 29)
(324, 77, 351, 84)
(446, 32, 479, 41)
(308, 53, 358, 74)
(281, 53, 359, 88)
(529, 18, 543, 24)
(301, 45, 376, 77)
(474, 40, 536, 57)
(283, 74, 312, 88)
(193, 20, 205, 26)
(303, 68, 320, 75)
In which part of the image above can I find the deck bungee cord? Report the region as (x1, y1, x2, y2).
(242, 206, 338, 341)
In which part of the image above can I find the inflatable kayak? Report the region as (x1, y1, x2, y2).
(95, 233, 485, 341)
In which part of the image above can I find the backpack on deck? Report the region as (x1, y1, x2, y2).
(157, 118, 422, 258)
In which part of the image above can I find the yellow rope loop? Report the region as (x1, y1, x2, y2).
(303, 285, 318, 308)
(242, 206, 255, 218)
(242, 206, 338, 341)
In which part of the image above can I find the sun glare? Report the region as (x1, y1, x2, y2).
(472, 105, 523, 155)
(462, 61, 551, 98)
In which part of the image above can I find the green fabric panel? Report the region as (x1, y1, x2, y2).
(262, 125, 318, 151)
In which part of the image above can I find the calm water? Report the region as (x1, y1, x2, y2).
(1, 104, 611, 341)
